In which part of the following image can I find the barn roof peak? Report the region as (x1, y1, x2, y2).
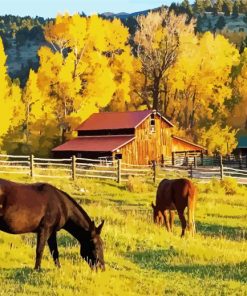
(76, 109, 174, 131)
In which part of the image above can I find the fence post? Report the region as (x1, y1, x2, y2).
(189, 164, 193, 179)
(201, 152, 204, 166)
(194, 156, 197, 168)
(220, 155, 224, 180)
(239, 155, 242, 169)
(152, 160, 156, 183)
(186, 156, 189, 167)
(72, 155, 76, 180)
(172, 152, 175, 166)
(30, 154, 34, 178)
(117, 159, 121, 184)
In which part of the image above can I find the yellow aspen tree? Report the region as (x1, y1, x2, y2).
(0, 37, 12, 142)
(231, 48, 247, 129)
(38, 14, 133, 143)
(198, 123, 238, 155)
(0, 38, 23, 151)
(167, 32, 239, 130)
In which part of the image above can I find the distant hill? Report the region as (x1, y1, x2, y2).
(100, 9, 151, 19)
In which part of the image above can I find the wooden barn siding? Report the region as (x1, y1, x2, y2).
(172, 138, 202, 152)
(116, 115, 172, 165)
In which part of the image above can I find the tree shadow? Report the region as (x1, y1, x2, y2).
(57, 233, 79, 248)
(0, 267, 48, 285)
(195, 221, 247, 241)
(127, 249, 247, 283)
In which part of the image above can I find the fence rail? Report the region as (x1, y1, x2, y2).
(0, 154, 247, 184)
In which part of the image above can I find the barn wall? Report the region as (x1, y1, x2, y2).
(172, 138, 203, 152)
(117, 115, 173, 165)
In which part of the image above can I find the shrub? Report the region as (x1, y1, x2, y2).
(220, 177, 239, 195)
(202, 178, 223, 194)
(125, 176, 150, 193)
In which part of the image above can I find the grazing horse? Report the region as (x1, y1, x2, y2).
(0, 178, 105, 270)
(152, 178, 196, 237)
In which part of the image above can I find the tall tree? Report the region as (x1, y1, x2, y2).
(198, 123, 238, 155)
(164, 32, 239, 133)
(0, 37, 23, 150)
(38, 14, 134, 143)
(231, 48, 247, 129)
(194, 0, 206, 13)
(134, 9, 195, 111)
(222, 0, 232, 16)
(232, 0, 240, 17)
(0, 37, 11, 141)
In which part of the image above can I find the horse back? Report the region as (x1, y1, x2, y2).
(155, 178, 196, 211)
(0, 179, 67, 234)
(171, 179, 196, 210)
(156, 179, 175, 210)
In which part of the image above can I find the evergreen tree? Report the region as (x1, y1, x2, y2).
(239, 0, 247, 13)
(204, 0, 213, 12)
(194, 0, 205, 13)
(232, 0, 240, 17)
(215, 15, 226, 30)
(222, 0, 232, 16)
(196, 15, 205, 32)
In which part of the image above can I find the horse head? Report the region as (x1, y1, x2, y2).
(80, 220, 105, 271)
(151, 202, 158, 222)
(151, 203, 164, 224)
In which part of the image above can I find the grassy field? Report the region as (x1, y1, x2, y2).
(0, 174, 246, 296)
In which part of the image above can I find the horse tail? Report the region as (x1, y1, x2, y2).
(187, 182, 196, 236)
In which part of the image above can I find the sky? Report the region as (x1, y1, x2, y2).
(0, 0, 170, 18)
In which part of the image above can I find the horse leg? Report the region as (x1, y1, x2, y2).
(163, 209, 171, 232)
(48, 231, 61, 268)
(169, 210, 175, 232)
(177, 210, 186, 237)
(35, 227, 51, 270)
(156, 211, 164, 226)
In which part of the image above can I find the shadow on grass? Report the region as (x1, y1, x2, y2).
(0, 267, 49, 285)
(195, 221, 247, 241)
(57, 234, 79, 248)
(127, 249, 247, 283)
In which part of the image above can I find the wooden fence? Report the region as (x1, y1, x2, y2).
(0, 154, 247, 184)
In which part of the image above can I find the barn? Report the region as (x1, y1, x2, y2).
(52, 110, 206, 165)
(235, 135, 247, 156)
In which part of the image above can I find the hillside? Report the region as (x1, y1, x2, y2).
(1, 8, 247, 86)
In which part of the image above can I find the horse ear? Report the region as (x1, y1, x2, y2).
(151, 202, 155, 209)
(96, 220, 104, 234)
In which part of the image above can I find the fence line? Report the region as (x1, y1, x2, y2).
(0, 154, 247, 184)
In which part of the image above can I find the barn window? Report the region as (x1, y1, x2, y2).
(150, 114, 155, 133)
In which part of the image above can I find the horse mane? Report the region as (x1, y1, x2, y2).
(52, 186, 92, 225)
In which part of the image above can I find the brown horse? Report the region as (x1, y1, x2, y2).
(0, 178, 105, 270)
(152, 178, 196, 237)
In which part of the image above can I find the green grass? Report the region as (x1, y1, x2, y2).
(0, 174, 246, 296)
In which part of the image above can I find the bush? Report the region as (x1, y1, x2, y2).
(125, 176, 150, 193)
(202, 178, 223, 194)
(220, 177, 239, 195)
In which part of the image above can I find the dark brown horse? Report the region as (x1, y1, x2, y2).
(152, 178, 196, 237)
(0, 178, 105, 270)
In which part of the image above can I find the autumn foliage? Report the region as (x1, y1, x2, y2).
(0, 10, 245, 156)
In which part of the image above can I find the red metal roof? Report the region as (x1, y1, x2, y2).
(52, 135, 135, 152)
(76, 110, 173, 131)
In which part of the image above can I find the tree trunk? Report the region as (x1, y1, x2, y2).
(152, 75, 160, 111)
